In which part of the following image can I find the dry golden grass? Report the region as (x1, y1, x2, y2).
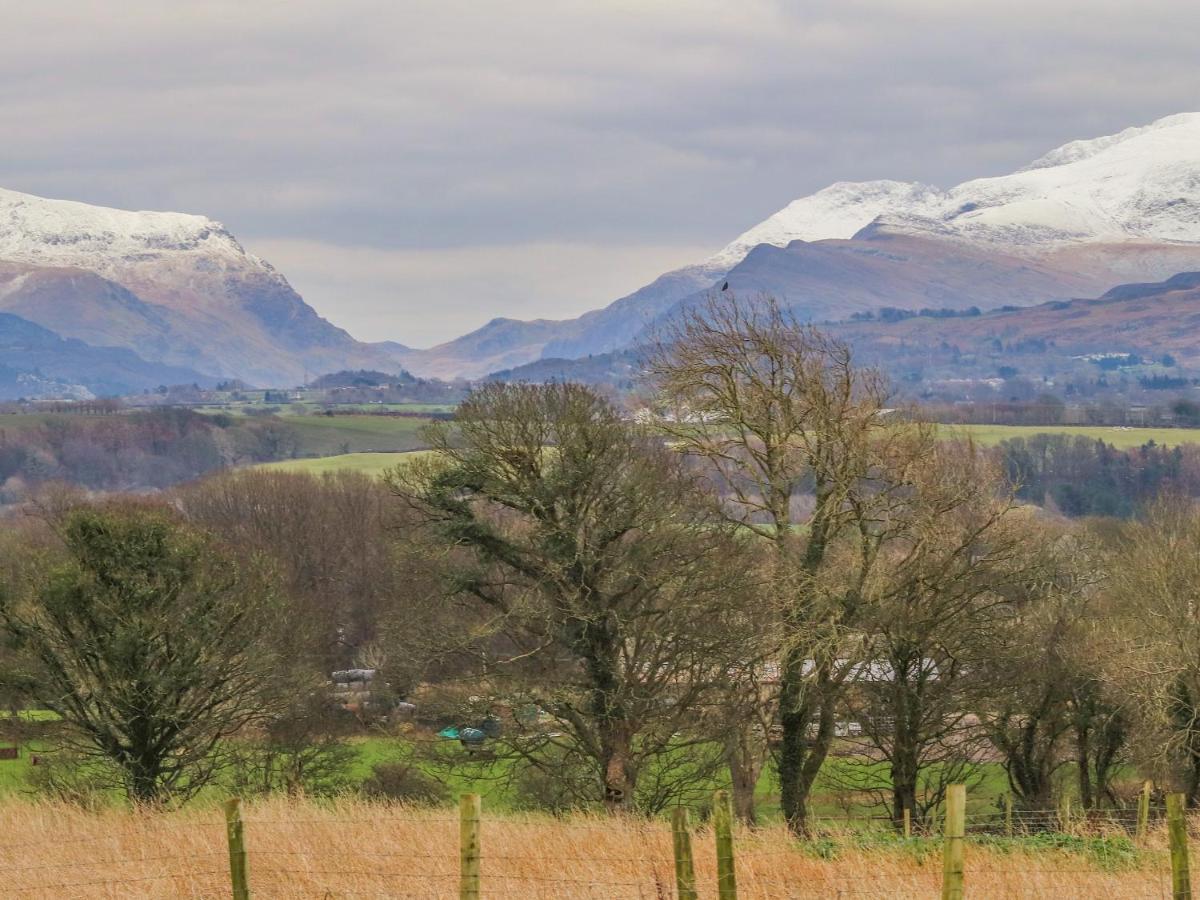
(0, 797, 1180, 898)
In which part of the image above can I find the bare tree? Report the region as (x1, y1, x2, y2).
(1095, 497, 1200, 801)
(648, 292, 903, 834)
(177, 469, 422, 673)
(972, 521, 1115, 812)
(388, 382, 763, 812)
(699, 661, 775, 825)
(827, 442, 1029, 827)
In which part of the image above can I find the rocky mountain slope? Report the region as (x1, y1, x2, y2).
(0, 188, 405, 385)
(405, 112, 1200, 378)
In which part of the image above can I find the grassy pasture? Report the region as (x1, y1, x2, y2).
(310, 402, 456, 414)
(0, 723, 1014, 822)
(278, 414, 434, 455)
(343, 735, 1015, 821)
(948, 423, 1200, 449)
(256, 421, 1200, 480)
(256, 451, 428, 476)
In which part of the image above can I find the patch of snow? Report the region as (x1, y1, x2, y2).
(706, 180, 944, 269)
(703, 111, 1200, 270)
(0, 187, 277, 283)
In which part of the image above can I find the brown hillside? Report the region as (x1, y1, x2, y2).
(837, 272, 1200, 366)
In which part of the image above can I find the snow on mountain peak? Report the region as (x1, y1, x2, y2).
(705, 112, 1200, 271)
(0, 186, 270, 277)
(1020, 112, 1200, 172)
(706, 180, 943, 270)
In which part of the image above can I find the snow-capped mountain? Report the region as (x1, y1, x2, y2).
(707, 112, 1200, 264)
(11, 112, 1200, 385)
(0, 186, 259, 274)
(0, 188, 404, 385)
(399, 112, 1200, 378)
(705, 180, 945, 270)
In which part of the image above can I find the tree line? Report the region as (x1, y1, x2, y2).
(1001, 433, 1200, 517)
(0, 295, 1198, 839)
(0, 407, 300, 498)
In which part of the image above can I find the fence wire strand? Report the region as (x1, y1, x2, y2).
(0, 802, 1188, 897)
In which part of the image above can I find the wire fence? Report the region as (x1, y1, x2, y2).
(0, 789, 1191, 898)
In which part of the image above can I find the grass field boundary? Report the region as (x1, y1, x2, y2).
(1, 788, 1190, 898)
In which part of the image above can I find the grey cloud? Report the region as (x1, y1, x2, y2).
(2, 0, 1199, 344)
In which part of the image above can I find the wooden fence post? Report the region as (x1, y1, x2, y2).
(1004, 793, 1013, 838)
(460, 793, 482, 900)
(1138, 780, 1152, 841)
(224, 798, 251, 900)
(1167, 793, 1192, 900)
(903, 806, 911, 840)
(672, 807, 698, 900)
(1059, 794, 1071, 833)
(941, 784, 965, 900)
(713, 790, 738, 900)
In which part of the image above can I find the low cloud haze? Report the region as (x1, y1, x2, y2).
(4, 0, 1199, 346)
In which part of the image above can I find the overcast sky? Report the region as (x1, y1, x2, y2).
(4, 1, 1199, 347)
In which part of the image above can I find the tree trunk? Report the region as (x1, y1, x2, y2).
(778, 659, 837, 836)
(996, 695, 1063, 811)
(1008, 749, 1054, 810)
(725, 723, 767, 826)
(778, 482, 839, 837)
(1075, 733, 1094, 811)
(1171, 681, 1200, 806)
(891, 709, 920, 829)
(777, 641, 810, 834)
(885, 654, 924, 830)
(600, 724, 637, 812)
(1185, 737, 1200, 808)
(1093, 713, 1124, 807)
(127, 756, 163, 805)
(582, 622, 638, 813)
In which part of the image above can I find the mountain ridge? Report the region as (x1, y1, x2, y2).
(10, 112, 1200, 385)
(0, 187, 406, 385)
(399, 111, 1200, 378)
(487, 271, 1200, 392)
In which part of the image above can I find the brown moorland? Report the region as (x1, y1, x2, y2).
(836, 271, 1200, 368)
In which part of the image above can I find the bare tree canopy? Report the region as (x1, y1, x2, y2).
(389, 381, 765, 812)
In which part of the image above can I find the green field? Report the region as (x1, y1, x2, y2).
(312, 403, 455, 414)
(0, 728, 1015, 821)
(8, 408, 1200, 460)
(279, 415, 435, 455)
(196, 400, 456, 415)
(258, 422, 1200, 480)
(257, 451, 428, 476)
(249, 422, 1200, 481)
(947, 424, 1200, 449)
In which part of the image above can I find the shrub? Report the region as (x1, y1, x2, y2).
(360, 762, 448, 805)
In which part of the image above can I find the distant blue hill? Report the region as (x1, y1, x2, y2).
(0, 312, 212, 399)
